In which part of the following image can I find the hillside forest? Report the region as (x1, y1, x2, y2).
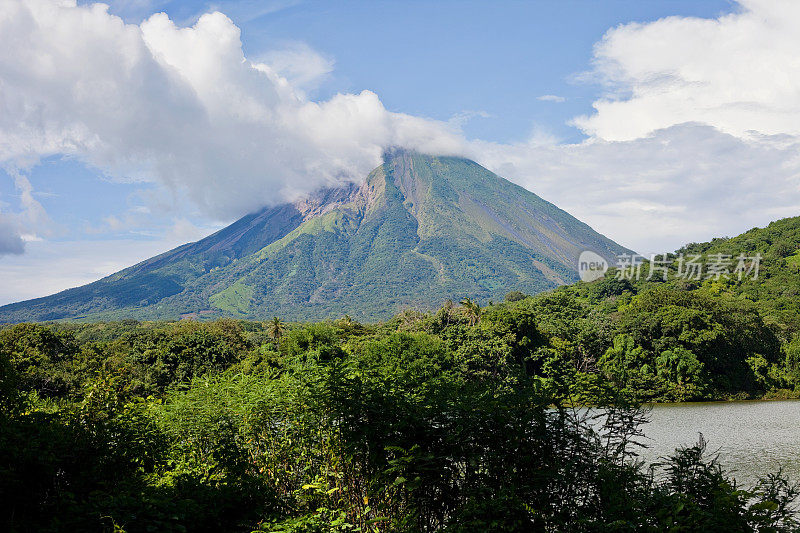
(3, 217, 800, 531)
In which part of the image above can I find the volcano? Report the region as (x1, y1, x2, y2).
(0, 150, 630, 322)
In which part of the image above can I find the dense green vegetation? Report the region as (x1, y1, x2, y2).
(3, 285, 800, 531)
(0, 151, 628, 323)
(591, 215, 800, 402)
(4, 214, 800, 530)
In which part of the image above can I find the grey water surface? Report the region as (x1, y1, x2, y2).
(637, 400, 800, 487)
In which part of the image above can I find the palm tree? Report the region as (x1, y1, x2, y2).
(267, 316, 285, 345)
(459, 297, 481, 326)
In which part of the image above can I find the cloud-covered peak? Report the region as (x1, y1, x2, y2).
(0, 0, 464, 223)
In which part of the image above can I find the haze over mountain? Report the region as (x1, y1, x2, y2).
(0, 151, 630, 322)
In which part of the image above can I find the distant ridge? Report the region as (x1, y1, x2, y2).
(0, 150, 631, 322)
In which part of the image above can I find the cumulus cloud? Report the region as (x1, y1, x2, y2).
(0, 0, 464, 223)
(10, 171, 53, 239)
(0, 167, 55, 254)
(574, 0, 800, 141)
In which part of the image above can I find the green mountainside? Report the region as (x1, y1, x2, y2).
(605, 215, 800, 337)
(519, 215, 800, 402)
(0, 150, 630, 322)
(668, 217, 800, 335)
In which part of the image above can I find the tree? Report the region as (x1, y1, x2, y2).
(505, 291, 527, 302)
(459, 297, 482, 326)
(656, 346, 705, 400)
(0, 349, 21, 415)
(436, 299, 456, 328)
(267, 316, 286, 345)
(599, 334, 647, 384)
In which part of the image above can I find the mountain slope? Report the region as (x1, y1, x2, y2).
(628, 215, 800, 335)
(0, 151, 631, 322)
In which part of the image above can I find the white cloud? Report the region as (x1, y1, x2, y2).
(537, 95, 566, 103)
(447, 110, 494, 129)
(574, 0, 800, 141)
(166, 217, 224, 242)
(201, 0, 301, 24)
(473, 0, 800, 254)
(257, 41, 334, 94)
(10, 171, 53, 239)
(472, 123, 800, 255)
(0, 167, 55, 254)
(0, 0, 464, 227)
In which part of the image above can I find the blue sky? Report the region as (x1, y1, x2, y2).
(4, 0, 800, 305)
(104, 0, 734, 144)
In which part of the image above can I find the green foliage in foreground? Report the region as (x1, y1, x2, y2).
(2, 306, 800, 531)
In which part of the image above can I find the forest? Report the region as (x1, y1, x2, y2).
(4, 217, 800, 531)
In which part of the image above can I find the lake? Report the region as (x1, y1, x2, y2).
(636, 400, 800, 487)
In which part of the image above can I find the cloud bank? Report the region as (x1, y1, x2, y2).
(474, 124, 800, 255)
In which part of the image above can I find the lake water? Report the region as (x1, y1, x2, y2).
(637, 400, 800, 487)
